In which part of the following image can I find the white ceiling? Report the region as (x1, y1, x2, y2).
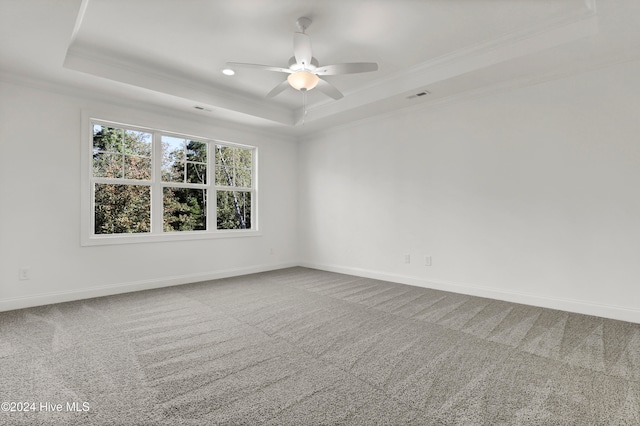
(1, 0, 640, 136)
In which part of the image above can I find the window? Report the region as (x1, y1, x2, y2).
(215, 145, 253, 230)
(85, 119, 257, 245)
(92, 126, 153, 235)
(160, 136, 208, 232)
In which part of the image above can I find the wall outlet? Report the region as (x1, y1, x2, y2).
(19, 268, 30, 280)
(404, 254, 411, 264)
(424, 256, 432, 266)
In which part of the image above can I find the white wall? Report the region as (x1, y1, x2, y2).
(0, 80, 299, 310)
(3, 59, 640, 323)
(298, 59, 640, 323)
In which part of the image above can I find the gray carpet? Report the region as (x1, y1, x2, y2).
(1, 267, 639, 425)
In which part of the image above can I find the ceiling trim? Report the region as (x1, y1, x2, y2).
(68, 0, 89, 46)
(64, 44, 296, 126)
(0, 71, 298, 142)
(61, 0, 599, 132)
(300, 6, 599, 125)
(300, 43, 640, 141)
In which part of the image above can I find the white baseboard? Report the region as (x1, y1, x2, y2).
(299, 261, 640, 324)
(4, 260, 639, 324)
(0, 262, 298, 313)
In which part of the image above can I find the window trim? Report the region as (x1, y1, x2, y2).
(81, 114, 259, 246)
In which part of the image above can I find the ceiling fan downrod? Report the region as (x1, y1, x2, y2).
(296, 17, 312, 33)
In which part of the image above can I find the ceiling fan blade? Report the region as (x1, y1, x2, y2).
(226, 62, 292, 73)
(315, 78, 343, 100)
(293, 32, 312, 67)
(265, 80, 290, 98)
(315, 62, 378, 75)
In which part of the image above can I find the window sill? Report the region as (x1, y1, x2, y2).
(81, 230, 262, 246)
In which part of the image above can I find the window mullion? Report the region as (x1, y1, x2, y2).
(151, 132, 163, 234)
(252, 147, 257, 231)
(208, 145, 214, 232)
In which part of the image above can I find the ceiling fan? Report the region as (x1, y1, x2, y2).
(226, 17, 378, 100)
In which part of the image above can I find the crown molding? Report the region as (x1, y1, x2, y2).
(301, 6, 599, 125)
(64, 44, 295, 126)
(300, 47, 640, 140)
(0, 71, 298, 142)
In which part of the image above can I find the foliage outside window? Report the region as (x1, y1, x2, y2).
(215, 145, 252, 230)
(89, 120, 256, 242)
(160, 136, 208, 232)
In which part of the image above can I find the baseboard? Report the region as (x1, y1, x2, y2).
(299, 261, 640, 324)
(5, 260, 639, 324)
(0, 262, 298, 313)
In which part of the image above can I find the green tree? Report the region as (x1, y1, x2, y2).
(162, 139, 207, 231)
(92, 127, 252, 234)
(93, 126, 151, 234)
(215, 145, 252, 229)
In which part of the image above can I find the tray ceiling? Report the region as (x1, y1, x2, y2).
(2, 0, 639, 136)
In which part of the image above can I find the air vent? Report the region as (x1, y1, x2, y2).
(194, 106, 212, 112)
(406, 90, 430, 99)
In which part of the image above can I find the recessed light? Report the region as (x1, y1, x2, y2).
(222, 68, 235, 76)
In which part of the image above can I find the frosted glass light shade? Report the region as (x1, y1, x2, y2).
(287, 71, 320, 91)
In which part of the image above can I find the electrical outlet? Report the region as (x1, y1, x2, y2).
(424, 256, 432, 266)
(404, 254, 411, 264)
(19, 268, 30, 280)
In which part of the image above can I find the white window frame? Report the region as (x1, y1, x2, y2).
(81, 116, 259, 246)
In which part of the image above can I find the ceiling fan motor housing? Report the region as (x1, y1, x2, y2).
(288, 56, 319, 72)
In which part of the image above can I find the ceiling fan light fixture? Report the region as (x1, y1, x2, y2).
(227, 17, 377, 102)
(287, 71, 319, 91)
